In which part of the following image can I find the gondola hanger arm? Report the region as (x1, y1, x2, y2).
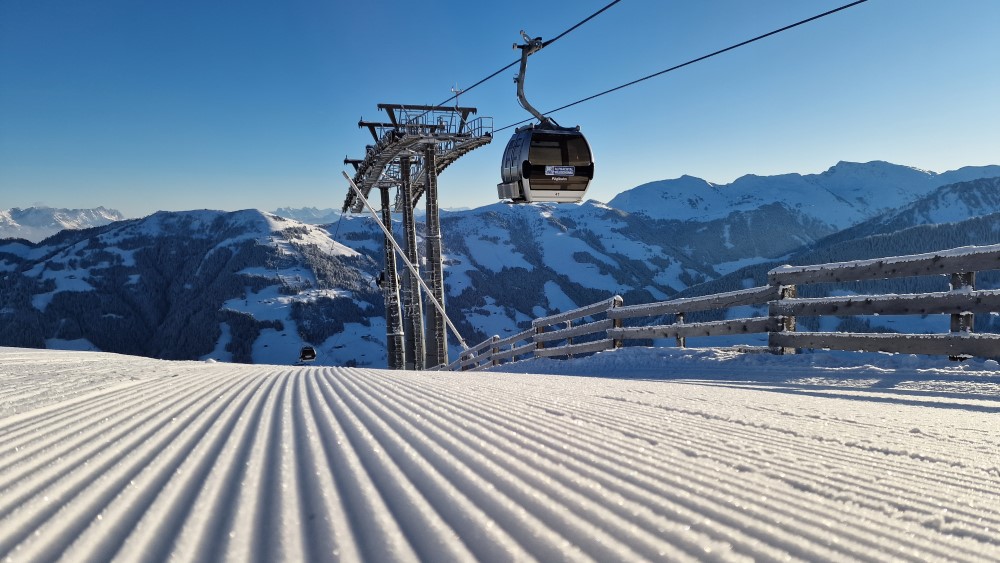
(513, 30, 558, 127)
(515, 30, 544, 55)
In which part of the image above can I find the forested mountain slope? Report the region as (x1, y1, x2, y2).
(0, 210, 381, 364)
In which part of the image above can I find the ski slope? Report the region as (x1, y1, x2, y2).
(1, 347, 999, 561)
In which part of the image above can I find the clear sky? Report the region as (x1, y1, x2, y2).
(2, 0, 998, 219)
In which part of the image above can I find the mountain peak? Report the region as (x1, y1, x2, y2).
(608, 160, 1000, 227)
(0, 206, 126, 242)
(675, 174, 715, 186)
(823, 160, 933, 177)
(272, 207, 343, 224)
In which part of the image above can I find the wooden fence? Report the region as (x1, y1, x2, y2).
(446, 244, 1000, 370)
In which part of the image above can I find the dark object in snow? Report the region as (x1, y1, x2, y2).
(298, 346, 317, 362)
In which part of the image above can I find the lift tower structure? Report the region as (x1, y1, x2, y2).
(343, 104, 492, 369)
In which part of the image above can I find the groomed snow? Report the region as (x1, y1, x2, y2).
(1, 346, 998, 561)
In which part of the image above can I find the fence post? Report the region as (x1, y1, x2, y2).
(950, 272, 975, 333)
(770, 284, 797, 355)
(949, 271, 975, 361)
(611, 295, 624, 349)
(566, 319, 573, 358)
(675, 312, 686, 348)
(535, 326, 545, 357)
(490, 335, 500, 366)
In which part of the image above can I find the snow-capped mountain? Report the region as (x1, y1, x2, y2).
(820, 176, 1000, 246)
(5, 161, 1000, 367)
(271, 206, 342, 224)
(609, 161, 1000, 229)
(272, 205, 441, 224)
(326, 163, 1000, 348)
(325, 199, 842, 345)
(0, 206, 125, 242)
(441, 201, 700, 340)
(0, 210, 382, 365)
(665, 177, 1000, 336)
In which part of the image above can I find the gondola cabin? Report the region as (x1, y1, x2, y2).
(497, 123, 594, 204)
(298, 346, 317, 363)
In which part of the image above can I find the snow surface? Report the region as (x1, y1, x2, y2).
(1, 346, 998, 561)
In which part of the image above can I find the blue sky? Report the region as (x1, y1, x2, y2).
(1, 0, 998, 218)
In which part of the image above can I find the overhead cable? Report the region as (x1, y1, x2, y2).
(496, 0, 869, 132)
(426, 0, 625, 110)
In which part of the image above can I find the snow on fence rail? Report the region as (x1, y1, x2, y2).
(767, 243, 1000, 359)
(447, 244, 1000, 370)
(448, 297, 623, 371)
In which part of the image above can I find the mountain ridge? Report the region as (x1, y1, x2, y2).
(608, 160, 1000, 228)
(0, 209, 382, 365)
(0, 206, 125, 243)
(5, 161, 1000, 366)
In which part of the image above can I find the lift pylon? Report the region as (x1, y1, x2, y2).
(343, 104, 492, 369)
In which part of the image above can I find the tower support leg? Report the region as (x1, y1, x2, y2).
(424, 145, 448, 367)
(400, 155, 425, 370)
(379, 187, 405, 369)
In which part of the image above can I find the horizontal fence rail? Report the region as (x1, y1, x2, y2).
(768, 289, 1000, 318)
(608, 285, 781, 319)
(448, 244, 1000, 370)
(767, 243, 1000, 285)
(608, 317, 781, 342)
(769, 332, 1000, 358)
(534, 319, 615, 343)
(532, 296, 623, 327)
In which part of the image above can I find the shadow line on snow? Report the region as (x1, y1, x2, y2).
(678, 380, 1000, 414)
